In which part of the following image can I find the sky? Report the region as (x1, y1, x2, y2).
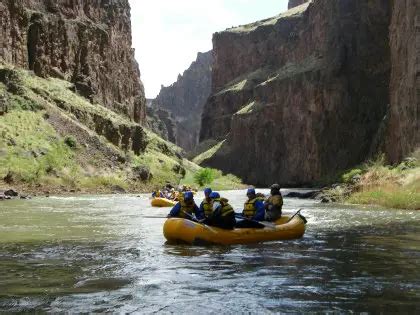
(129, 0, 289, 98)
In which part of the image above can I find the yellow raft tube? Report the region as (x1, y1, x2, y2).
(151, 198, 177, 207)
(163, 213, 306, 245)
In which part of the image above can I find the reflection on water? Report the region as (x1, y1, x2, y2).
(0, 191, 419, 312)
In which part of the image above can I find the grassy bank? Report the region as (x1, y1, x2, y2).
(326, 152, 420, 210)
(180, 159, 245, 191)
(0, 64, 244, 195)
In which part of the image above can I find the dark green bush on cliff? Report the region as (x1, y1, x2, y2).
(64, 136, 77, 149)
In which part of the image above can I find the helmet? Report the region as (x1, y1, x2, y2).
(209, 192, 220, 199)
(246, 188, 256, 195)
(184, 191, 194, 201)
(204, 188, 212, 196)
(270, 184, 281, 191)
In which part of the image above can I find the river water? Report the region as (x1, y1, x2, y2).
(0, 190, 419, 313)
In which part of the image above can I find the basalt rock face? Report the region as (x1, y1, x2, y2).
(152, 51, 212, 151)
(0, 0, 145, 123)
(288, 0, 307, 9)
(386, 0, 420, 163)
(200, 1, 391, 186)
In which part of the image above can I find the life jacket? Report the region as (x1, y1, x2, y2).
(202, 198, 213, 217)
(179, 200, 195, 219)
(213, 198, 234, 217)
(243, 197, 264, 218)
(267, 194, 283, 207)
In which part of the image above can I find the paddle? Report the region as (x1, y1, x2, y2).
(144, 212, 216, 233)
(180, 210, 219, 233)
(286, 209, 304, 223)
(234, 213, 276, 229)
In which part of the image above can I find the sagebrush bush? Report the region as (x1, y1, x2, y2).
(64, 136, 77, 149)
(194, 168, 215, 187)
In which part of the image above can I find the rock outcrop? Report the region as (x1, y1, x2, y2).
(386, 0, 420, 163)
(0, 0, 145, 123)
(152, 51, 212, 151)
(199, 1, 391, 186)
(288, 0, 307, 9)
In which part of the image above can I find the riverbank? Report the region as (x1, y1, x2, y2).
(323, 152, 420, 210)
(0, 65, 244, 197)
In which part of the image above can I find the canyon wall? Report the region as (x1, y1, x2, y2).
(152, 51, 212, 151)
(386, 0, 420, 162)
(0, 0, 145, 123)
(200, 0, 391, 186)
(288, 0, 307, 9)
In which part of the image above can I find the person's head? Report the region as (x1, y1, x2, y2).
(184, 191, 194, 203)
(204, 187, 212, 198)
(270, 183, 281, 195)
(209, 192, 220, 200)
(246, 188, 256, 199)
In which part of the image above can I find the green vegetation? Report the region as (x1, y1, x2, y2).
(64, 135, 77, 149)
(227, 2, 309, 34)
(194, 168, 215, 186)
(0, 64, 245, 193)
(192, 140, 225, 165)
(327, 152, 420, 210)
(181, 159, 244, 191)
(0, 110, 77, 183)
(341, 168, 363, 183)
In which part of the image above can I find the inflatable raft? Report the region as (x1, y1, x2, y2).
(163, 212, 306, 245)
(151, 198, 177, 207)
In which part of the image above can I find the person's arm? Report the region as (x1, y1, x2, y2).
(169, 203, 181, 217)
(253, 200, 266, 221)
(199, 202, 205, 215)
(194, 203, 204, 220)
(264, 198, 270, 210)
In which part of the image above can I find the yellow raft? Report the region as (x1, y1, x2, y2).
(151, 198, 177, 207)
(163, 213, 306, 245)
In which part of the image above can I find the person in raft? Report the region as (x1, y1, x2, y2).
(168, 191, 204, 220)
(204, 192, 236, 229)
(235, 188, 266, 228)
(264, 183, 283, 221)
(199, 187, 213, 219)
(151, 190, 164, 198)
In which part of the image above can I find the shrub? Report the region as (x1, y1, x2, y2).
(341, 168, 363, 183)
(194, 168, 215, 187)
(64, 136, 77, 149)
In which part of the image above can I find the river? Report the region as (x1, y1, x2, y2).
(0, 190, 419, 313)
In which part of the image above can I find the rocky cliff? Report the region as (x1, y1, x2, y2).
(152, 51, 212, 151)
(386, 0, 420, 163)
(288, 0, 307, 9)
(0, 0, 145, 123)
(199, 0, 391, 186)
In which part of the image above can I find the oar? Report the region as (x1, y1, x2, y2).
(144, 213, 216, 232)
(234, 213, 276, 229)
(181, 210, 217, 233)
(286, 209, 304, 223)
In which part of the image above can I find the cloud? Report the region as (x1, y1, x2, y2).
(130, 0, 288, 98)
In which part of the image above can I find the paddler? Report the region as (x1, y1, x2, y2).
(204, 192, 235, 229)
(199, 187, 213, 218)
(236, 188, 265, 228)
(168, 191, 204, 220)
(264, 184, 283, 221)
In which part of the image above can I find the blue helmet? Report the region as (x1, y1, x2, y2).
(184, 191, 194, 201)
(204, 188, 212, 196)
(247, 188, 256, 195)
(209, 192, 220, 199)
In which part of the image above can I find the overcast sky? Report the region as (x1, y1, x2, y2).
(129, 0, 289, 98)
